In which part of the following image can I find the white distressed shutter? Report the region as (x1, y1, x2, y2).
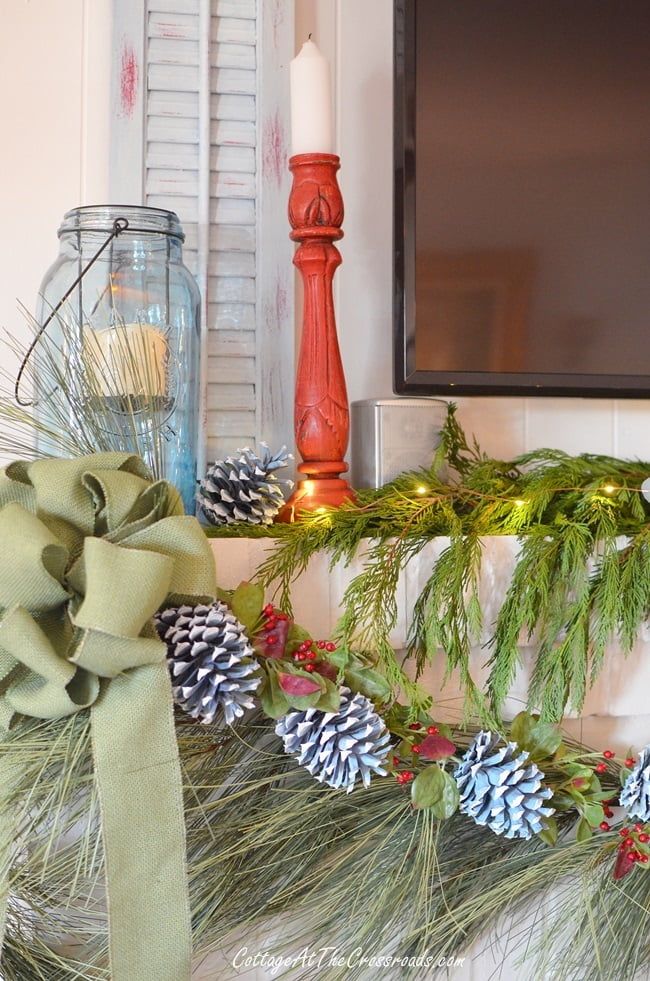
(110, 0, 294, 471)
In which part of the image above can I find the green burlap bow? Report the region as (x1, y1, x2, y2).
(0, 452, 216, 980)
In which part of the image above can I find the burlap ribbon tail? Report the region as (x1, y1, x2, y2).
(0, 453, 216, 981)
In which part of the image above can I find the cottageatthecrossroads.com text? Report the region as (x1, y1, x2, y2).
(232, 946, 466, 975)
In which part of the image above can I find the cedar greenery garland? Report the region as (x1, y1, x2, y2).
(212, 404, 650, 724)
(5, 316, 650, 723)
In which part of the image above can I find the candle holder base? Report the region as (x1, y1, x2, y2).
(277, 474, 356, 523)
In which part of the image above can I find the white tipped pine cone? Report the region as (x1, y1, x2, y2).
(454, 730, 555, 839)
(155, 601, 260, 726)
(620, 747, 650, 822)
(275, 687, 391, 793)
(197, 444, 293, 525)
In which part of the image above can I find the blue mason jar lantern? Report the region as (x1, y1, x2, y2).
(33, 205, 201, 513)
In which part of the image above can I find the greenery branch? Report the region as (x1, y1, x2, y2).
(223, 404, 650, 724)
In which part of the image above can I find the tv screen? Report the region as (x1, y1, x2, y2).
(394, 0, 650, 396)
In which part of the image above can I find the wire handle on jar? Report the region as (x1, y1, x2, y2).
(14, 217, 129, 407)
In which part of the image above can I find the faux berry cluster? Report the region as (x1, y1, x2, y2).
(576, 746, 650, 879)
(598, 799, 615, 827)
(408, 721, 440, 748)
(616, 824, 650, 869)
(595, 748, 636, 775)
(595, 749, 634, 831)
(256, 604, 340, 684)
(257, 602, 291, 659)
(389, 717, 457, 795)
(394, 764, 414, 786)
(291, 637, 337, 674)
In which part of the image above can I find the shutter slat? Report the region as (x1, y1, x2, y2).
(207, 329, 256, 356)
(211, 276, 256, 304)
(148, 11, 199, 41)
(147, 143, 199, 167)
(149, 63, 199, 92)
(215, 145, 255, 172)
(215, 1, 256, 19)
(211, 172, 255, 198)
(147, 194, 199, 214)
(149, 0, 199, 14)
(211, 198, 255, 225)
(148, 116, 198, 141)
(148, 90, 197, 117)
(214, 44, 255, 71)
(214, 93, 255, 122)
(207, 251, 255, 278)
(147, 170, 198, 195)
(214, 18, 255, 45)
(149, 38, 199, 65)
(213, 68, 255, 96)
(207, 410, 256, 440)
(211, 225, 255, 251)
(206, 383, 255, 411)
(214, 119, 255, 147)
(209, 303, 256, 331)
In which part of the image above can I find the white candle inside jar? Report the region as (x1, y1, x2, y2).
(84, 324, 168, 398)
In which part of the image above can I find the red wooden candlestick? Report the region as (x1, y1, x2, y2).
(277, 152, 356, 521)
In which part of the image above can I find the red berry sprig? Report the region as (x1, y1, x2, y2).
(291, 638, 338, 680)
(598, 748, 636, 769)
(602, 798, 615, 819)
(614, 823, 650, 876)
(595, 748, 634, 775)
(258, 605, 290, 658)
(406, 722, 439, 735)
(398, 722, 453, 763)
(395, 770, 414, 786)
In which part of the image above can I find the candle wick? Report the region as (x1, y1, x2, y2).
(308, 32, 312, 40)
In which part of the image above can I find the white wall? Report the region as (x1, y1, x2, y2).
(0, 0, 112, 366)
(295, 0, 395, 406)
(2, 0, 650, 468)
(297, 0, 650, 464)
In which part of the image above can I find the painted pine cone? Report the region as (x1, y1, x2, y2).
(155, 601, 260, 726)
(454, 730, 555, 839)
(620, 746, 650, 822)
(197, 444, 293, 525)
(275, 687, 391, 793)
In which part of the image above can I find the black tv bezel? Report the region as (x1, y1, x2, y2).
(392, 0, 650, 399)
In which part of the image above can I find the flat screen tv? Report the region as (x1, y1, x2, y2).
(394, 0, 650, 396)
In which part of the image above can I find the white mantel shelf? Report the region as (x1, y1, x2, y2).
(209, 535, 650, 758)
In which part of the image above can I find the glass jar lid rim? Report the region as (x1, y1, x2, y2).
(58, 205, 185, 241)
